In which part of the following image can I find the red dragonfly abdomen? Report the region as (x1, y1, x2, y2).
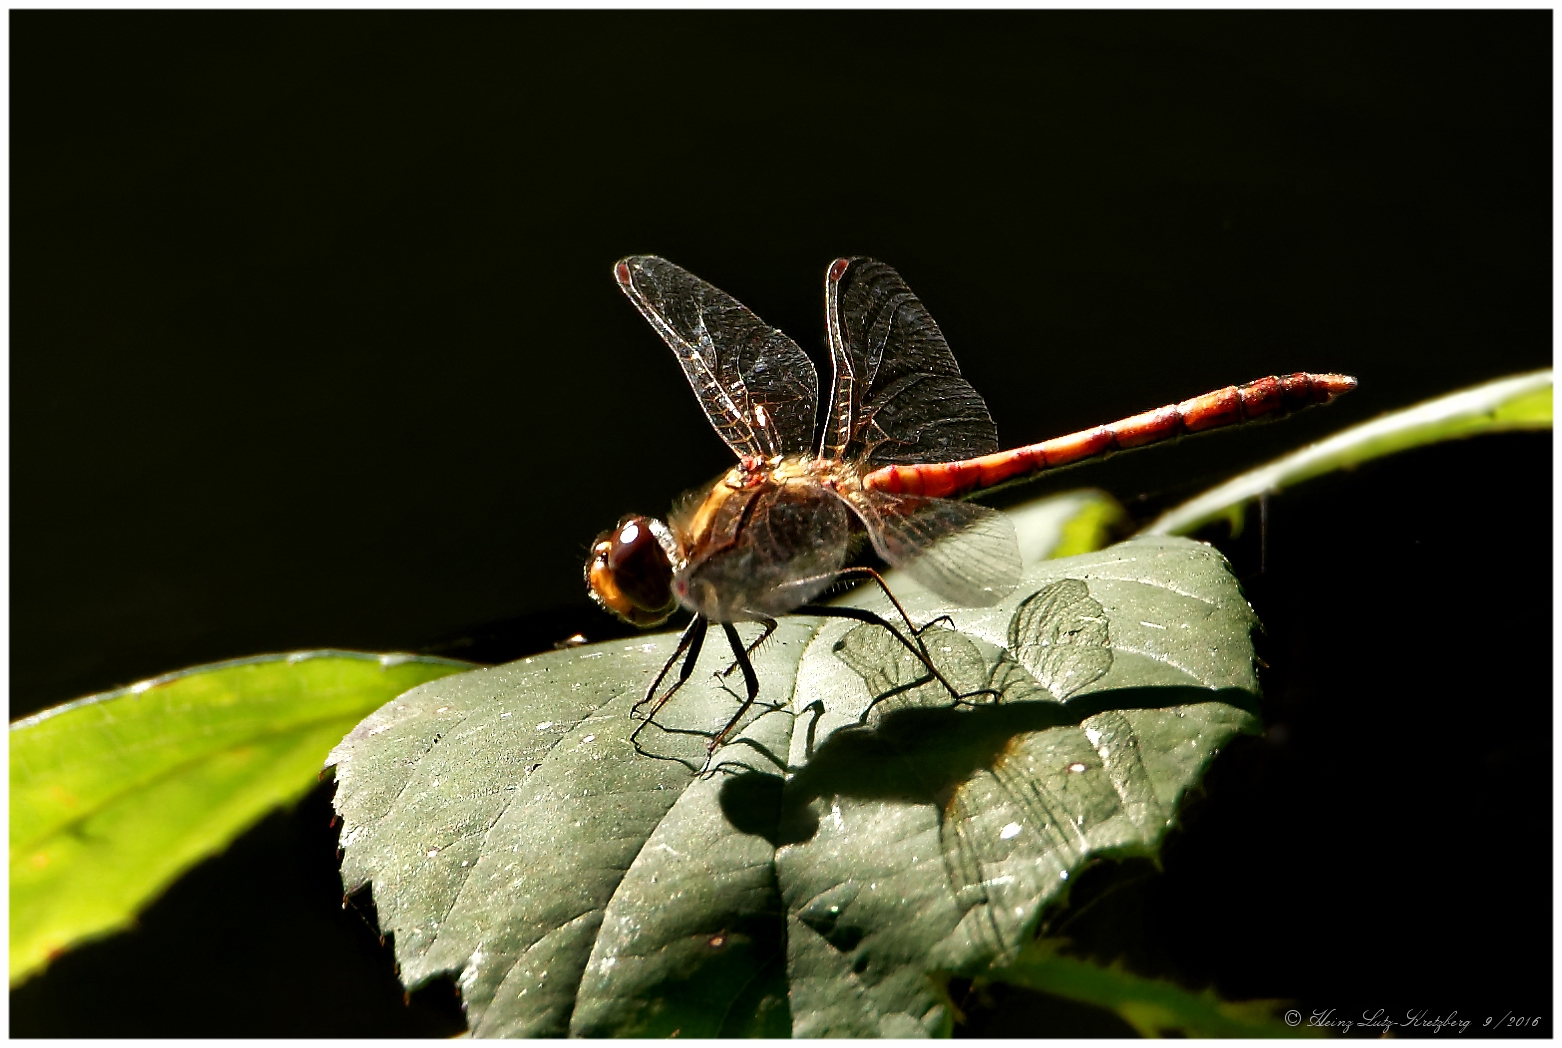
(862, 372, 1357, 500)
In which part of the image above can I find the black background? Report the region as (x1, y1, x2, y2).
(11, 11, 1551, 1037)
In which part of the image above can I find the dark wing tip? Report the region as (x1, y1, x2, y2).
(613, 257, 644, 289)
(615, 255, 673, 288)
(826, 256, 886, 287)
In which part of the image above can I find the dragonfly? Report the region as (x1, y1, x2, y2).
(586, 255, 1355, 755)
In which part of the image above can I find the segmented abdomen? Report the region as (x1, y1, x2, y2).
(862, 372, 1357, 500)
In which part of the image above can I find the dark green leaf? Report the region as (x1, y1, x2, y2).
(331, 535, 1260, 1036)
(981, 939, 1313, 1038)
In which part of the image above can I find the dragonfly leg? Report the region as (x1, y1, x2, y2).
(829, 566, 949, 639)
(830, 568, 924, 634)
(708, 622, 763, 754)
(820, 567, 994, 698)
(630, 614, 708, 748)
(794, 603, 999, 708)
(717, 616, 779, 680)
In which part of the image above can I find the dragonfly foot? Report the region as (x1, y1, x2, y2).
(913, 614, 958, 636)
(952, 685, 1003, 708)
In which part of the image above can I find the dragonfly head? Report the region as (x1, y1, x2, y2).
(585, 515, 680, 628)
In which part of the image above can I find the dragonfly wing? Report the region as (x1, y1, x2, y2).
(854, 488, 1021, 607)
(823, 257, 998, 466)
(616, 256, 819, 458)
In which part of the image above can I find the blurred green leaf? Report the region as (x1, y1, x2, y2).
(1145, 369, 1552, 537)
(9, 650, 473, 985)
(330, 535, 1261, 1036)
(981, 939, 1313, 1038)
(1004, 488, 1127, 566)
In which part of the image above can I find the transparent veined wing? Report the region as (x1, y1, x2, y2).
(615, 256, 819, 459)
(822, 257, 999, 466)
(852, 487, 1021, 607)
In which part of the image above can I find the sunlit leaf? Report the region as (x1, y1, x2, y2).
(330, 535, 1260, 1036)
(1005, 488, 1126, 565)
(1145, 369, 1552, 537)
(9, 650, 473, 985)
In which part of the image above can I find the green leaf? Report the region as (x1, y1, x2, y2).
(330, 535, 1261, 1036)
(1145, 369, 1552, 537)
(9, 650, 473, 985)
(1007, 488, 1126, 564)
(980, 939, 1313, 1038)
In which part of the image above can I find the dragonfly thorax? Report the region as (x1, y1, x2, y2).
(662, 457, 856, 624)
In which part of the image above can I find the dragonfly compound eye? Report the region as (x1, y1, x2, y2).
(585, 515, 678, 628)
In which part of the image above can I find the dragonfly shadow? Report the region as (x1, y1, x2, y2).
(719, 576, 1257, 845)
(631, 689, 793, 776)
(717, 684, 1258, 848)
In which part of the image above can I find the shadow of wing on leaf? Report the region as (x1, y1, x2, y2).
(1007, 578, 1113, 700)
(831, 623, 998, 728)
(798, 577, 1192, 967)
